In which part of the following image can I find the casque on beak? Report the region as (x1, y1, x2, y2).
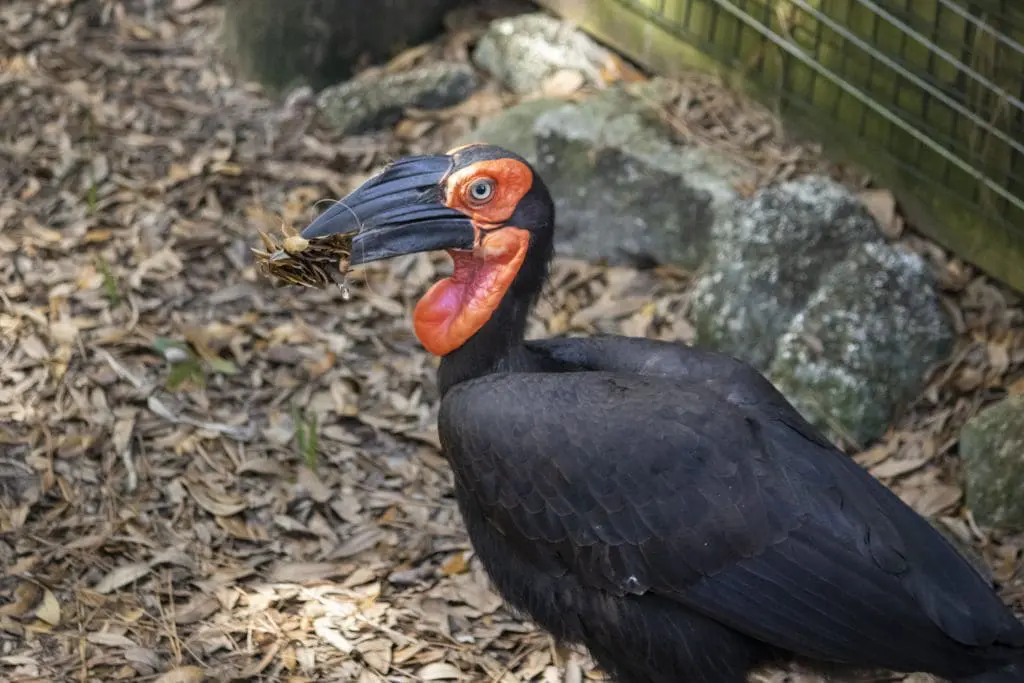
(300, 154, 476, 266)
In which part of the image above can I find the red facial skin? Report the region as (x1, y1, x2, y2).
(412, 157, 534, 357)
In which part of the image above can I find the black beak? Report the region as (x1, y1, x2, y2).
(301, 154, 475, 266)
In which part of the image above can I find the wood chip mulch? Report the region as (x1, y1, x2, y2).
(1, 1, 1021, 682)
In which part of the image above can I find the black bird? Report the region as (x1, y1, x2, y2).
(301, 143, 1024, 683)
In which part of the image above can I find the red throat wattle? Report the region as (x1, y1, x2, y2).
(413, 227, 530, 357)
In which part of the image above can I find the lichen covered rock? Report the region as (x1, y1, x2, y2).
(458, 80, 754, 267)
(455, 97, 567, 163)
(767, 241, 954, 446)
(691, 177, 954, 447)
(472, 13, 614, 95)
(960, 394, 1024, 532)
(317, 62, 478, 135)
(690, 177, 884, 369)
(537, 87, 752, 267)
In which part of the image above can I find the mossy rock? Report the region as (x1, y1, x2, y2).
(458, 80, 755, 268)
(960, 394, 1024, 533)
(691, 177, 954, 448)
(690, 177, 884, 371)
(317, 62, 479, 135)
(767, 241, 954, 447)
(455, 97, 569, 164)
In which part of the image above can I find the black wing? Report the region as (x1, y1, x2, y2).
(439, 368, 1024, 671)
(526, 335, 838, 440)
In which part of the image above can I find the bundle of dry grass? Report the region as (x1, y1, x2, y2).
(252, 224, 354, 294)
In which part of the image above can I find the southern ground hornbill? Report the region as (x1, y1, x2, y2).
(300, 143, 1024, 683)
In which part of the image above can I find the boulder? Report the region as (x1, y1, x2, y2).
(690, 178, 955, 447)
(461, 81, 755, 267)
(317, 62, 479, 135)
(691, 177, 902, 369)
(960, 394, 1024, 532)
(220, 0, 466, 93)
(472, 13, 615, 95)
(767, 241, 955, 447)
(456, 97, 567, 163)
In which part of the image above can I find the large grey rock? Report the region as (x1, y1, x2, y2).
(691, 178, 890, 369)
(221, 0, 466, 93)
(456, 97, 567, 163)
(767, 241, 954, 446)
(691, 177, 954, 447)
(462, 81, 756, 267)
(317, 62, 479, 135)
(960, 394, 1024, 532)
(472, 13, 614, 95)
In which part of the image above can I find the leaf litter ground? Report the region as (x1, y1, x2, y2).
(1, 1, 1022, 682)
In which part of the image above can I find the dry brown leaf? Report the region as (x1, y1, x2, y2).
(417, 662, 464, 680)
(913, 483, 963, 518)
(571, 296, 649, 327)
(5, 555, 40, 576)
(853, 443, 894, 467)
(87, 632, 137, 648)
(270, 562, 348, 583)
(356, 638, 394, 673)
(48, 319, 79, 347)
(443, 572, 504, 615)
(869, 452, 934, 479)
(180, 479, 247, 517)
(857, 188, 901, 238)
(296, 466, 333, 503)
(439, 551, 470, 576)
(517, 650, 552, 680)
(239, 641, 280, 678)
(172, 595, 220, 625)
(236, 457, 290, 477)
(313, 617, 355, 654)
(93, 562, 153, 594)
(541, 69, 586, 98)
(34, 589, 60, 626)
(154, 666, 206, 683)
(988, 339, 1011, 376)
(215, 515, 270, 542)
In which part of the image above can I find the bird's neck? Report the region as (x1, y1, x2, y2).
(437, 241, 551, 395)
(437, 292, 533, 395)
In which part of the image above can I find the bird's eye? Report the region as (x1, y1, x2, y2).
(467, 178, 495, 204)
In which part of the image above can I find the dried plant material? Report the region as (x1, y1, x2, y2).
(181, 479, 247, 517)
(34, 589, 61, 627)
(153, 666, 206, 683)
(252, 222, 354, 295)
(439, 551, 471, 576)
(0, 582, 41, 619)
(858, 188, 902, 239)
(93, 562, 154, 595)
(417, 662, 464, 680)
(541, 69, 586, 98)
(313, 617, 355, 654)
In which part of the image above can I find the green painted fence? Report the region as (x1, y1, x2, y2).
(536, 0, 1024, 293)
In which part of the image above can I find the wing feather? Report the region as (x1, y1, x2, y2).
(440, 369, 1024, 671)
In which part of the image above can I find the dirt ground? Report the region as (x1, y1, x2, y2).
(1, 1, 1022, 682)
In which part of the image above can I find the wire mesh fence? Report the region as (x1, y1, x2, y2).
(539, 0, 1024, 290)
